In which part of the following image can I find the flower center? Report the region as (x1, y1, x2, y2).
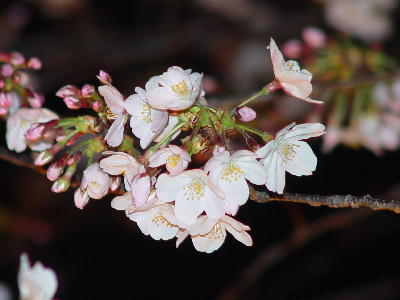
(105, 107, 117, 121)
(205, 222, 225, 240)
(220, 162, 244, 183)
(171, 80, 190, 100)
(151, 211, 174, 227)
(166, 154, 180, 168)
(278, 141, 299, 162)
(140, 103, 152, 123)
(183, 177, 205, 201)
(285, 60, 301, 72)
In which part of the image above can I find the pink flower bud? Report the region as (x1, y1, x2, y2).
(25, 123, 45, 141)
(63, 96, 81, 110)
(67, 152, 82, 166)
(56, 85, 80, 98)
(10, 52, 25, 65)
(91, 101, 102, 112)
(110, 176, 121, 192)
(1, 64, 14, 77)
(0, 93, 11, 108)
(236, 106, 257, 122)
(0, 79, 4, 88)
(74, 188, 89, 209)
(282, 39, 303, 59)
(81, 84, 95, 96)
(302, 27, 326, 49)
(51, 178, 70, 193)
(27, 92, 44, 108)
(47, 162, 64, 181)
(65, 132, 84, 146)
(27, 57, 42, 70)
(97, 70, 112, 84)
(34, 150, 53, 166)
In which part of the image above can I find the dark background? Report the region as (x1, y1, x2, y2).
(1, 0, 400, 299)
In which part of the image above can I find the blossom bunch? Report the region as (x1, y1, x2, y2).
(5, 39, 325, 253)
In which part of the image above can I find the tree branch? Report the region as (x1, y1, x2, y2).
(249, 188, 400, 214)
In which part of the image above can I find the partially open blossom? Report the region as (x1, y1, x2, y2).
(205, 149, 267, 215)
(74, 163, 110, 209)
(124, 77, 168, 149)
(149, 145, 191, 175)
(56, 85, 81, 98)
(97, 70, 112, 85)
(18, 253, 57, 300)
(268, 38, 322, 104)
(176, 214, 252, 253)
(130, 174, 152, 207)
(47, 156, 67, 181)
(257, 122, 325, 194)
(156, 169, 225, 225)
(6, 108, 58, 153)
(236, 106, 257, 122)
(127, 192, 180, 241)
(98, 84, 128, 147)
(100, 151, 145, 191)
(147, 66, 204, 111)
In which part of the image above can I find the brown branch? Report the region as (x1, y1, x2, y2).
(0, 146, 45, 174)
(249, 188, 400, 214)
(218, 208, 371, 300)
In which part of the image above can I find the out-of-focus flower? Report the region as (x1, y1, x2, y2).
(149, 145, 191, 175)
(98, 84, 128, 147)
(325, 0, 396, 42)
(6, 108, 58, 153)
(257, 123, 325, 194)
(18, 253, 57, 300)
(176, 214, 252, 253)
(282, 39, 303, 59)
(302, 27, 326, 49)
(0, 282, 11, 300)
(100, 151, 145, 191)
(156, 169, 225, 226)
(268, 38, 322, 104)
(74, 163, 110, 209)
(147, 66, 204, 111)
(124, 77, 168, 149)
(205, 150, 266, 215)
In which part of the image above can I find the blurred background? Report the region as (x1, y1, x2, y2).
(2, 0, 400, 299)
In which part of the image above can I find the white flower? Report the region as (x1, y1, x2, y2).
(149, 145, 191, 175)
(18, 253, 57, 300)
(257, 123, 325, 194)
(127, 191, 180, 241)
(146, 66, 204, 111)
(124, 77, 169, 149)
(99, 151, 145, 191)
(204, 149, 266, 215)
(269, 38, 322, 104)
(155, 169, 225, 226)
(153, 115, 181, 143)
(6, 108, 58, 153)
(98, 84, 128, 147)
(74, 163, 110, 209)
(176, 214, 252, 253)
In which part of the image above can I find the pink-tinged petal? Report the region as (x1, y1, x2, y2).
(159, 66, 192, 90)
(131, 175, 151, 207)
(74, 189, 90, 209)
(111, 192, 133, 211)
(176, 230, 189, 248)
(155, 173, 189, 203)
(264, 151, 279, 193)
(203, 186, 225, 220)
(191, 227, 226, 253)
(146, 86, 179, 110)
(280, 77, 312, 100)
(123, 94, 143, 116)
(230, 149, 257, 161)
(98, 85, 124, 114)
(154, 116, 180, 142)
(224, 222, 253, 247)
(100, 152, 137, 175)
(145, 75, 159, 92)
(237, 160, 267, 185)
(269, 38, 286, 79)
(105, 114, 127, 147)
(256, 140, 275, 159)
(148, 148, 171, 168)
(285, 141, 317, 176)
(219, 178, 249, 216)
(276, 122, 296, 139)
(275, 158, 286, 194)
(134, 87, 146, 100)
(283, 123, 325, 141)
(150, 109, 168, 133)
(186, 215, 218, 236)
(175, 188, 205, 225)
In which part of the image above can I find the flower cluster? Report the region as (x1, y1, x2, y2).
(4, 39, 325, 253)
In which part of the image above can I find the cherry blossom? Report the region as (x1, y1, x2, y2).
(149, 145, 191, 175)
(205, 149, 267, 215)
(124, 76, 168, 149)
(268, 38, 322, 104)
(74, 163, 110, 209)
(155, 169, 225, 225)
(176, 214, 252, 253)
(98, 84, 128, 147)
(18, 253, 57, 300)
(99, 151, 145, 191)
(153, 115, 181, 143)
(6, 108, 58, 153)
(257, 123, 325, 194)
(146, 66, 204, 111)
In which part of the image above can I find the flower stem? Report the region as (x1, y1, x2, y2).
(149, 122, 185, 152)
(59, 129, 79, 147)
(234, 124, 271, 141)
(234, 88, 269, 110)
